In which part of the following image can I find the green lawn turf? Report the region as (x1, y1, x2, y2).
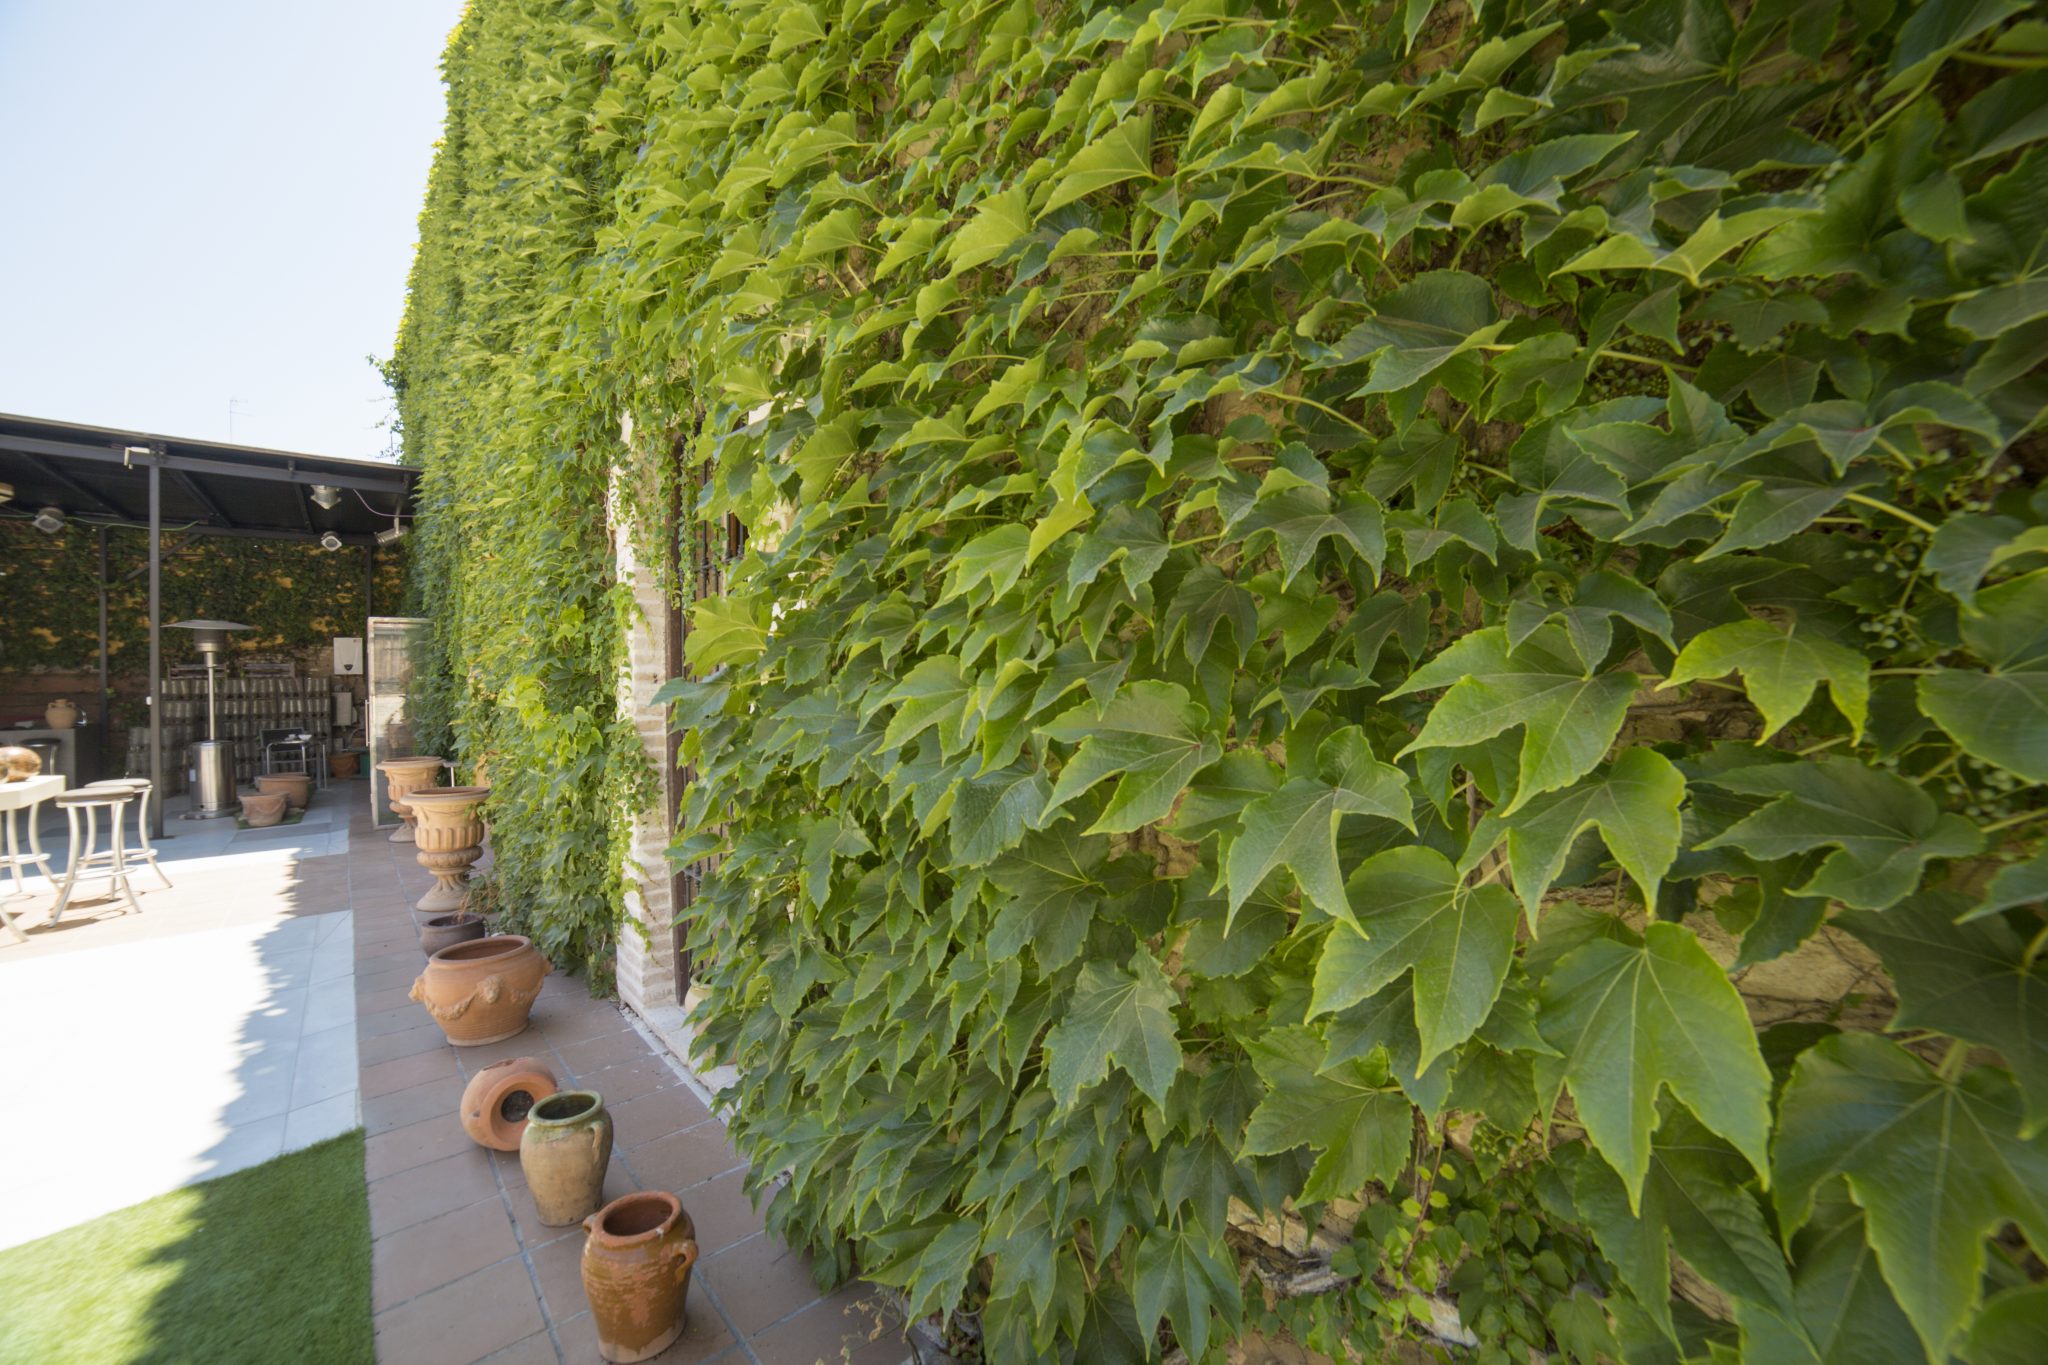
(0, 1129, 372, 1364)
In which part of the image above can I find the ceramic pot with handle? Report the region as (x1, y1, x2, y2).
(44, 699, 79, 729)
(580, 1191, 698, 1363)
(410, 934, 551, 1045)
(519, 1090, 613, 1225)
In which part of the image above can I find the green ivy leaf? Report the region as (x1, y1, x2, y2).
(683, 595, 770, 670)
(1243, 1024, 1413, 1202)
(1333, 270, 1507, 395)
(1041, 681, 1221, 835)
(1129, 1218, 1242, 1364)
(1228, 486, 1386, 588)
(1919, 568, 2048, 783)
(1041, 114, 1155, 215)
(1043, 953, 1184, 1109)
(1663, 617, 1870, 741)
(1774, 1032, 2048, 1360)
(1467, 748, 1687, 922)
(1224, 727, 1413, 924)
(1537, 921, 1775, 1207)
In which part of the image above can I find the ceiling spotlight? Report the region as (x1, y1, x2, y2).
(375, 522, 406, 546)
(309, 484, 342, 510)
(32, 506, 65, 534)
(0, 481, 13, 505)
(319, 530, 344, 551)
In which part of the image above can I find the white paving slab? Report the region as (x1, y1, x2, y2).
(0, 908, 359, 1251)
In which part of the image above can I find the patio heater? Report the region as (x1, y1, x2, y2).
(169, 619, 250, 819)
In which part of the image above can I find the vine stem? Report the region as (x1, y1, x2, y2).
(1842, 492, 1940, 535)
(2025, 924, 2048, 973)
(1980, 808, 2048, 835)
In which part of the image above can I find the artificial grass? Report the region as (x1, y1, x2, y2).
(0, 1129, 372, 1364)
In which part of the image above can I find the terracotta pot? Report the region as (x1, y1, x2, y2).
(405, 785, 492, 913)
(520, 1090, 613, 1226)
(581, 1192, 698, 1363)
(376, 755, 445, 844)
(420, 911, 487, 956)
(240, 792, 288, 828)
(254, 772, 312, 811)
(44, 699, 80, 729)
(410, 934, 552, 1046)
(459, 1055, 558, 1151)
(328, 751, 360, 779)
(0, 745, 41, 783)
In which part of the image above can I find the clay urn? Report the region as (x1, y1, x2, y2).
(376, 754, 446, 844)
(420, 911, 487, 956)
(44, 699, 80, 729)
(0, 745, 41, 783)
(411, 934, 552, 1046)
(328, 750, 360, 779)
(520, 1090, 614, 1226)
(405, 785, 492, 913)
(240, 791, 288, 828)
(254, 772, 312, 810)
(459, 1056, 558, 1151)
(581, 1192, 698, 1363)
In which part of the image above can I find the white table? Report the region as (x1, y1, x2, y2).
(1, 774, 66, 941)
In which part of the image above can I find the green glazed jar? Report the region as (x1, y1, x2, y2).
(519, 1090, 613, 1226)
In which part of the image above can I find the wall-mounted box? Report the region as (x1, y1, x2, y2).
(333, 637, 364, 675)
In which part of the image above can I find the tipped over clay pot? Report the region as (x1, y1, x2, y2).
(410, 934, 552, 1046)
(459, 1056, 558, 1150)
(581, 1192, 698, 1362)
(420, 911, 487, 956)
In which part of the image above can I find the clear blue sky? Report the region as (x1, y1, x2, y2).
(0, 1, 467, 460)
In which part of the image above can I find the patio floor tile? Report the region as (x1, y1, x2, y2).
(697, 1231, 827, 1337)
(556, 1304, 737, 1364)
(747, 1286, 907, 1365)
(374, 1258, 548, 1365)
(372, 1197, 521, 1311)
(629, 1123, 745, 1193)
(369, 1147, 501, 1235)
(607, 1086, 714, 1149)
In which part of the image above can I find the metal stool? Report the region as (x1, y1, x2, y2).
(49, 788, 146, 924)
(82, 778, 173, 890)
(2, 790, 57, 944)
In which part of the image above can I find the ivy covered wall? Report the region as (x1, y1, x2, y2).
(397, 2, 2048, 1362)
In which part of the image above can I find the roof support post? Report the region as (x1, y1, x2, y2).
(148, 460, 164, 839)
(97, 526, 110, 768)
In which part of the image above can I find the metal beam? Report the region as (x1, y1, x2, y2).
(25, 453, 132, 518)
(292, 479, 317, 533)
(30, 514, 381, 547)
(171, 468, 236, 528)
(1, 434, 415, 496)
(148, 462, 164, 840)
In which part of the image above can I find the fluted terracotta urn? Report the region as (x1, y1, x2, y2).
(406, 784, 491, 913)
(376, 755, 445, 844)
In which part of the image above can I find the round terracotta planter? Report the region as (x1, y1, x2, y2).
(459, 1056, 558, 1151)
(420, 911, 487, 956)
(581, 1192, 698, 1363)
(410, 934, 552, 1046)
(405, 785, 492, 913)
(240, 792, 288, 828)
(521, 1090, 613, 1226)
(376, 755, 446, 844)
(254, 772, 312, 811)
(328, 751, 361, 779)
(0, 745, 41, 782)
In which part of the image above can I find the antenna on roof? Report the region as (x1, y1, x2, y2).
(228, 397, 251, 442)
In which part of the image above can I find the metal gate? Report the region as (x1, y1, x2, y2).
(664, 465, 745, 997)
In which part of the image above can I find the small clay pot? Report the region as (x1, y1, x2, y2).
(420, 911, 487, 956)
(520, 1090, 613, 1226)
(459, 1056, 558, 1151)
(328, 751, 360, 779)
(410, 934, 552, 1046)
(254, 772, 312, 810)
(240, 791, 288, 828)
(0, 745, 41, 783)
(44, 699, 80, 729)
(581, 1192, 698, 1363)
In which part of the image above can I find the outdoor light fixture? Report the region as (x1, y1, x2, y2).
(376, 521, 406, 546)
(0, 480, 13, 504)
(310, 484, 342, 510)
(319, 530, 344, 551)
(32, 506, 65, 534)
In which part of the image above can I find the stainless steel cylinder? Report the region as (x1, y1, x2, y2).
(186, 740, 237, 819)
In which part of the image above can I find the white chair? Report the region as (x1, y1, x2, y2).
(49, 788, 145, 924)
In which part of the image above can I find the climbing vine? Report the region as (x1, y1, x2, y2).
(403, 1, 2048, 1360)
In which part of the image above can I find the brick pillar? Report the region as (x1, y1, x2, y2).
(611, 449, 681, 1019)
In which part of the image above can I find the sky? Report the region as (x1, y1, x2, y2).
(0, 1, 468, 461)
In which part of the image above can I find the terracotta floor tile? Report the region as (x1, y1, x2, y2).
(746, 1285, 909, 1365)
(608, 1088, 714, 1149)
(363, 1072, 463, 1135)
(356, 962, 423, 997)
(508, 1159, 638, 1251)
(697, 1231, 828, 1337)
(374, 1257, 547, 1365)
(359, 1000, 430, 1039)
(356, 948, 424, 978)
(555, 1301, 736, 1365)
(359, 1021, 449, 1066)
(552, 1027, 647, 1077)
(357, 981, 419, 1015)
(372, 1197, 522, 1312)
(361, 1044, 461, 1100)
(576, 1053, 683, 1099)
(530, 999, 630, 1046)
(528, 1224, 590, 1319)
(369, 1147, 501, 1236)
(476, 1331, 563, 1364)
(662, 1169, 763, 1257)
(628, 1123, 744, 1194)
(366, 1111, 477, 1181)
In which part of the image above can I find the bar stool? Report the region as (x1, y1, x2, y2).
(1, 784, 57, 944)
(82, 778, 173, 890)
(49, 788, 146, 925)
